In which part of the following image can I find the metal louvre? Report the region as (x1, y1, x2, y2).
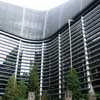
(0, 32, 42, 95)
(42, 36, 59, 98)
(84, 5, 100, 91)
(0, 0, 99, 99)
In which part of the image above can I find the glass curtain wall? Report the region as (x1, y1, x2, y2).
(0, 32, 19, 95)
(84, 4, 100, 92)
(0, 31, 42, 96)
(0, 1, 99, 99)
(42, 36, 59, 100)
(60, 28, 71, 98)
(59, 3, 100, 99)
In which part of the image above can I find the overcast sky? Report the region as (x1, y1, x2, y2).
(0, 0, 69, 11)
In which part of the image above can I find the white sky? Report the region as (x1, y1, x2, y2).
(0, 0, 69, 11)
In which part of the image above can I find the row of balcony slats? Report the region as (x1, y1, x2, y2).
(0, 33, 42, 95)
(60, 5, 100, 94)
(42, 36, 59, 95)
(84, 4, 100, 91)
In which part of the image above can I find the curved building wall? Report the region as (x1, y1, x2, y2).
(84, 4, 100, 92)
(0, 1, 99, 100)
(59, 2, 100, 99)
(0, 31, 42, 95)
(42, 36, 59, 100)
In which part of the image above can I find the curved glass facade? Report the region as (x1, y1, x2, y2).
(84, 4, 100, 92)
(0, 31, 42, 95)
(43, 36, 59, 99)
(59, 2, 100, 99)
(0, 1, 100, 100)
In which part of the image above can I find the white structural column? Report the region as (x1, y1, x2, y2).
(14, 40, 21, 83)
(81, 16, 94, 94)
(58, 34, 61, 99)
(40, 12, 48, 100)
(40, 42, 44, 98)
(68, 19, 73, 68)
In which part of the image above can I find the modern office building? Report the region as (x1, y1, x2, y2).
(0, 0, 100, 100)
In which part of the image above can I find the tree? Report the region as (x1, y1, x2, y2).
(18, 80, 27, 98)
(28, 64, 39, 100)
(29, 65, 39, 92)
(2, 44, 25, 100)
(65, 68, 81, 100)
(3, 76, 19, 100)
(3, 76, 28, 100)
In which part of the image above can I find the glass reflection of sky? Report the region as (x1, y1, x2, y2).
(0, 33, 42, 76)
(0, 34, 18, 64)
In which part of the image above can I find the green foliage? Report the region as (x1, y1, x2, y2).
(28, 64, 39, 100)
(0, 96, 2, 100)
(95, 93, 100, 100)
(3, 76, 27, 100)
(81, 94, 88, 100)
(29, 65, 39, 92)
(65, 68, 81, 100)
(18, 80, 27, 98)
(3, 76, 19, 100)
(15, 96, 25, 100)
